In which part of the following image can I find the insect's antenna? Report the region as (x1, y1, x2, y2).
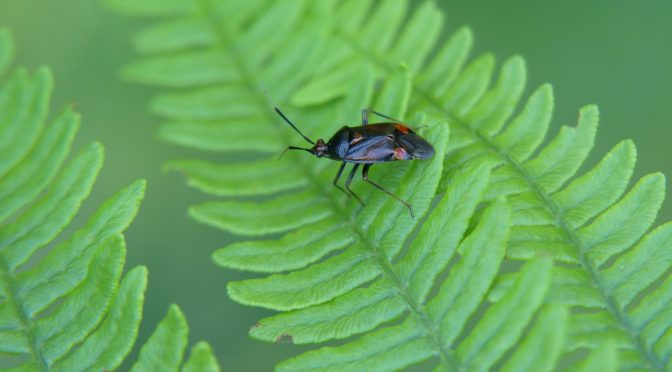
(274, 107, 315, 145)
(278, 146, 312, 160)
(261, 88, 315, 145)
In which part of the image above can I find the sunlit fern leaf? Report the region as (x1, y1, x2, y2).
(109, 0, 667, 369)
(0, 30, 220, 371)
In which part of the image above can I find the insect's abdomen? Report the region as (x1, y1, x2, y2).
(398, 133, 435, 159)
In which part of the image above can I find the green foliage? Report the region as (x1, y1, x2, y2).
(0, 30, 12, 77)
(0, 30, 219, 371)
(108, 0, 671, 370)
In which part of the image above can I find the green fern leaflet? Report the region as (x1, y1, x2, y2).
(108, 0, 671, 370)
(0, 29, 220, 371)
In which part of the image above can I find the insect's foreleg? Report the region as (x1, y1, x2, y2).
(345, 164, 364, 206)
(361, 164, 414, 218)
(332, 162, 349, 197)
(361, 109, 368, 126)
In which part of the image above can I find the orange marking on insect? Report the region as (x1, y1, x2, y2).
(394, 124, 410, 134)
(394, 147, 409, 160)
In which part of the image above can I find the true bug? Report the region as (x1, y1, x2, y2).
(275, 107, 435, 217)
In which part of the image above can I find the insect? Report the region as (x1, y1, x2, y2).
(275, 107, 435, 218)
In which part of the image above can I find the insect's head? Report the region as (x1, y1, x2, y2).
(311, 139, 328, 157)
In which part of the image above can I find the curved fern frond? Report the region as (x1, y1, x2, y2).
(0, 29, 219, 371)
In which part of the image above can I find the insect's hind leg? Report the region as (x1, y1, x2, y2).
(361, 164, 414, 217)
(362, 109, 404, 124)
(345, 164, 364, 206)
(332, 162, 349, 198)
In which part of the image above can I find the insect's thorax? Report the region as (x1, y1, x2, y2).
(325, 126, 350, 159)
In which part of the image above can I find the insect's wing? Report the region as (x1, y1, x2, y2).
(344, 135, 396, 163)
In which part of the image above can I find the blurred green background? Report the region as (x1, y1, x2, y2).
(1, 0, 670, 370)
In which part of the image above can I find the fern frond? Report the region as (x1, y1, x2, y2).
(110, 0, 671, 369)
(0, 30, 219, 371)
(409, 13, 667, 372)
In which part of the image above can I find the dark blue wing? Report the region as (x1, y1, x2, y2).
(344, 135, 396, 163)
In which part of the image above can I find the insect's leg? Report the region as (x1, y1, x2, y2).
(345, 164, 364, 206)
(361, 164, 414, 218)
(333, 162, 349, 197)
(361, 109, 368, 126)
(364, 109, 404, 123)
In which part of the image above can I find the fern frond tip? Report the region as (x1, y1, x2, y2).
(578, 104, 600, 125)
(507, 54, 526, 68)
(182, 341, 221, 372)
(131, 302, 189, 371)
